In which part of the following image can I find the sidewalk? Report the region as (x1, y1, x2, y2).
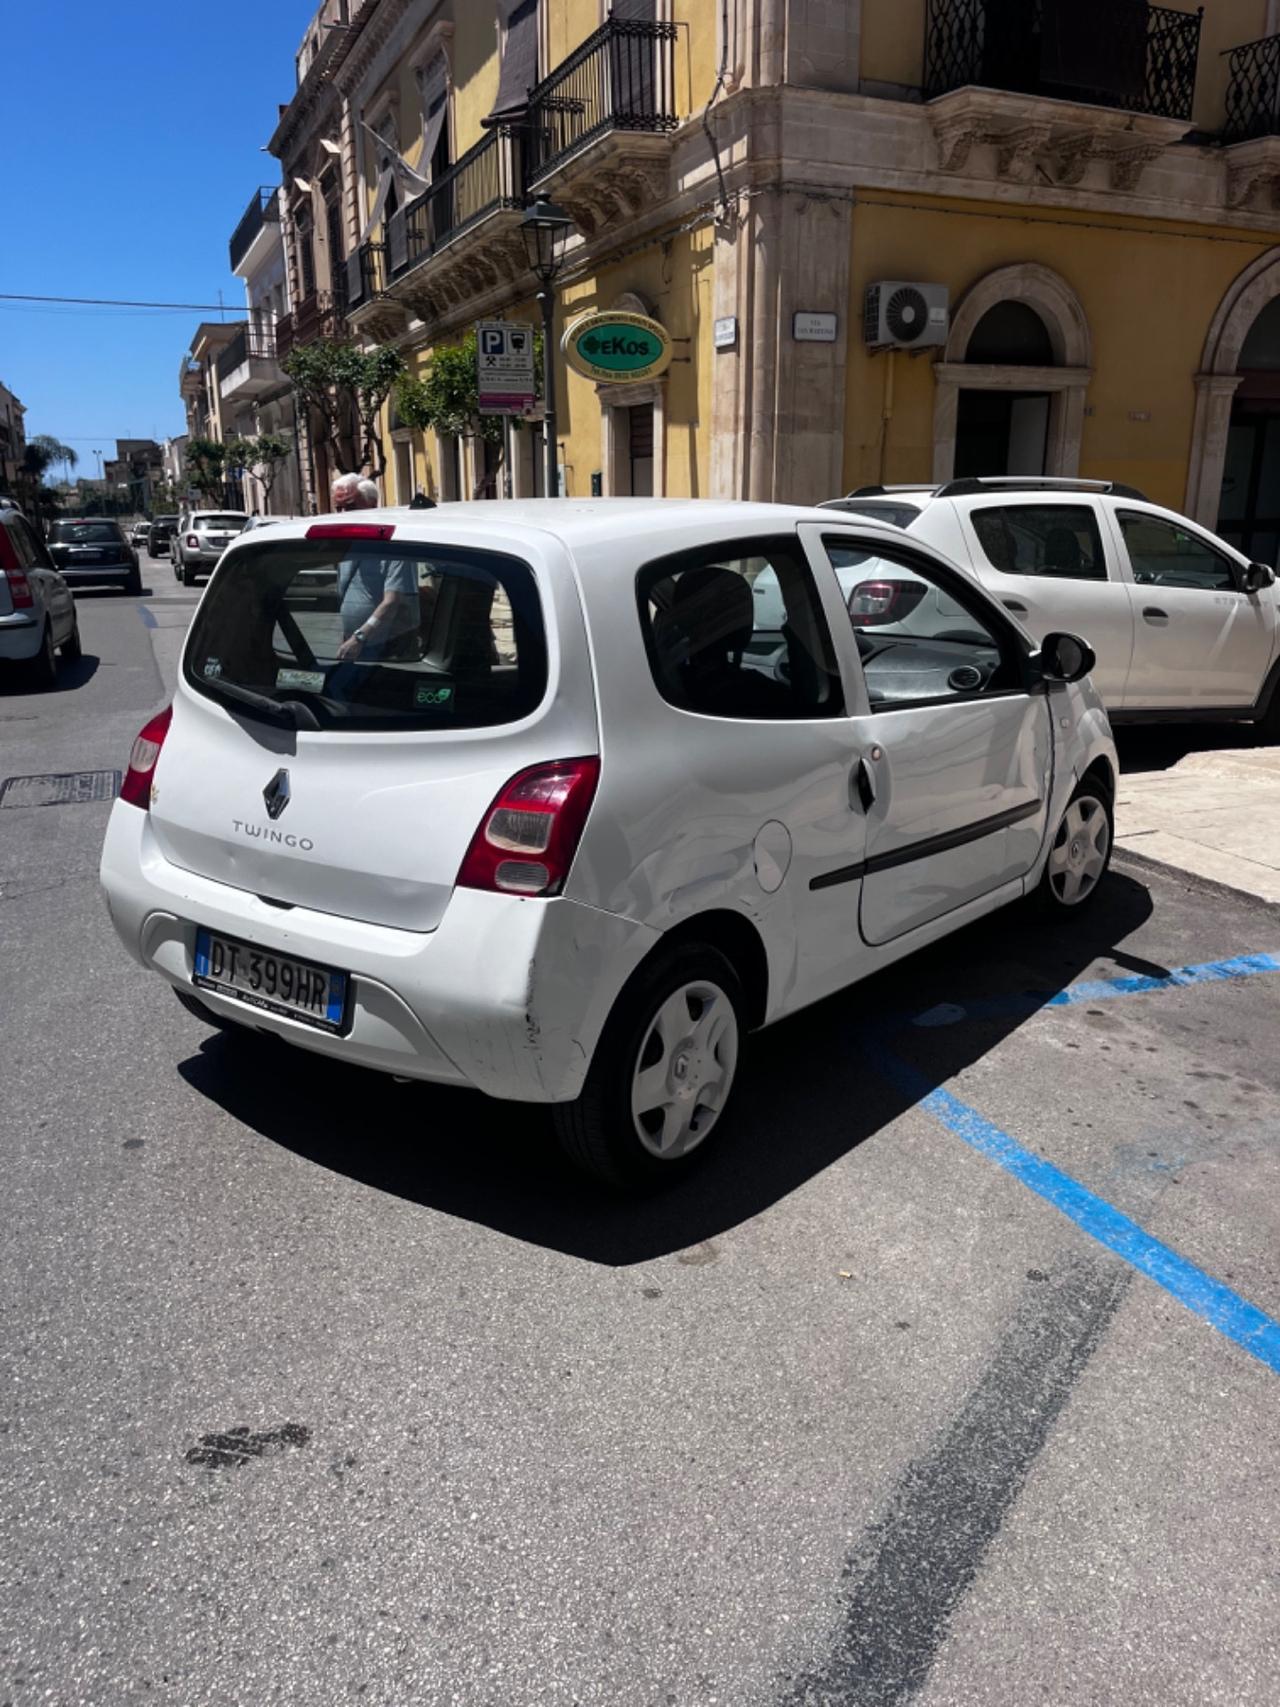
(1114, 729, 1280, 904)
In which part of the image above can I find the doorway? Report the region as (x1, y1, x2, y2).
(954, 391, 1050, 478)
(628, 404, 655, 496)
(1219, 407, 1280, 568)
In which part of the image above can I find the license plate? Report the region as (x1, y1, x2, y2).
(193, 927, 348, 1033)
(74, 551, 102, 563)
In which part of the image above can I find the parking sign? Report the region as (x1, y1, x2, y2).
(476, 320, 536, 415)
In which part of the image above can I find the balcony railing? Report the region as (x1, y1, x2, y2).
(525, 16, 679, 184)
(924, 0, 1202, 122)
(391, 126, 523, 283)
(1224, 34, 1280, 143)
(346, 243, 386, 312)
(229, 187, 281, 272)
(276, 290, 340, 361)
(215, 323, 280, 383)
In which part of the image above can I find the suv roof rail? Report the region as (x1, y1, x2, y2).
(934, 476, 1149, 501)
(846, 484, 940, 498)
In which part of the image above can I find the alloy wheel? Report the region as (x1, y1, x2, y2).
(630, 980, 739, 1160)
(1047, 794, 1110, 906)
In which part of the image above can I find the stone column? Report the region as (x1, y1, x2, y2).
(1185, 372, 1243, 529)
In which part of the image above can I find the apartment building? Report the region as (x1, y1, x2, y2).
(0, 380, 26, 495)
(258, 1, 1280, 560)
(220, 187, 304, 515)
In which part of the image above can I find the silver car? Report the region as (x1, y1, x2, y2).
(174, 511, 249, 586)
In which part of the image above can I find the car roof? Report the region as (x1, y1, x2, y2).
(836, 477, 1151, 506)
(241, 497, 912, 552)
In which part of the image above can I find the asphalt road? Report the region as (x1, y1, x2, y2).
(3, 556, 1280, 1706)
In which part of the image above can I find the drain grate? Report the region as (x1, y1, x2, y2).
(0, 770, 122, 809)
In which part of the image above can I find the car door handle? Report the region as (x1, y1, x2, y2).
(851, 755, 878, 813)
(1001, 598, 1028, 614)
(1142, 606, 1169, 623)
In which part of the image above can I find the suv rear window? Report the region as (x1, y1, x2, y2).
(185, 537, 546, 732)
(193, 514, 247, 530)
(50, 521, 123, 544)
(970, 504, 1107, 582)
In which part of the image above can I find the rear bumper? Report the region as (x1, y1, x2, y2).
(57, 567, 132, 584)
(99, 802, 660, 1103)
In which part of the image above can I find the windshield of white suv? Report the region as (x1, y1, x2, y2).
(193, 514, 248, 530)
(185, 536, 547, 731)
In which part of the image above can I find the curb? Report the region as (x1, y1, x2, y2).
(1112, 843, 1280, 915)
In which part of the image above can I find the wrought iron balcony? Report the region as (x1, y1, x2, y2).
(216, 324, 284, 400)
(1224, 34, 1280, 143)
(924, 0, 1202, 122)
(391, 126, 523, 282)
(525, 15, 679, 185)
(275, 290, 341, 362)
(229, 187, 281, 273)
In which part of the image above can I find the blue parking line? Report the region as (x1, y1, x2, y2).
(911, 951, 1280, 1028)
(138, 605, 157, 630)
(877, 1049, 1280, 1377)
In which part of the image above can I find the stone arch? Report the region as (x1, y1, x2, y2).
(933, 263, 1093, 482)
(1185, 246, 1280, 525)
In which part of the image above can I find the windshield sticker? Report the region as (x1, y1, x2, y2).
(203, 657, 223, 679)
(277, 668, 326, 692)
(415, 683, 453, 708)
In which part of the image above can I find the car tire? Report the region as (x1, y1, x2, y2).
(1032, 777, 1113, 916)
(181, 564, 196, 587)
(124, 568, 142, 596)
(552, 941, 745, 1191)
(24, 622, 58, 690)
(61, 612, 82, 663)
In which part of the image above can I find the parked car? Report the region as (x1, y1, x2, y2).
(46, 518, 141, 596)
(149, 515, 179, 557)
(821, 477, 1280, 733)
(173, 510, 249, 585)
(131, 521, 153, 550)
(99, 500, 1115, 1188)
(0, 506, 81, 688)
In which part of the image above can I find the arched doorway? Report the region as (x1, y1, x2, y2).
(1186, 246, 1280, 549)
(932, 263, 1092, 483)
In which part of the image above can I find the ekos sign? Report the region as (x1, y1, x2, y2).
(561, 311, 674, 384)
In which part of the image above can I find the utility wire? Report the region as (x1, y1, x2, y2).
(0, 292, 238, 311)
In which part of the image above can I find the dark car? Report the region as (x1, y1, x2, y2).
(46, 519, 142, 596)
(148, 515, 179, 558)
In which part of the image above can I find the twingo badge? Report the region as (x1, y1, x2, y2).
(561, 311, 673, 384)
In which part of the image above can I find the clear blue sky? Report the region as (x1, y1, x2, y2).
(5, 0, 314, 475)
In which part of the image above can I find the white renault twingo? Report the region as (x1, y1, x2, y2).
(100, 501, 1116, 1187)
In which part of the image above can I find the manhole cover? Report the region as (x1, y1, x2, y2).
(0, 770, 121, 809)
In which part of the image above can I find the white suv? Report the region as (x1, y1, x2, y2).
(823, 478, 1280, 733)
(99, 501, 1116, 1188)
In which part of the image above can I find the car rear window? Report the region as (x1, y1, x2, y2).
(970, 504, 1108, 581)
(50, 521, 123, 544)
(193, 514, 247, 530)
(184, 537, 547, 732)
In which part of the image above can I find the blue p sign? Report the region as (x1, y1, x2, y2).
(480, 329, 504, 356)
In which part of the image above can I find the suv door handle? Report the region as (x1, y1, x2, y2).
(1142, 606, 1169, 623)
(852, 755, 878, 813)
(1001, 598, 1028, 614)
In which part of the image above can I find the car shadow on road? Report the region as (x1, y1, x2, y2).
(178, 872, 1155, 1266)
(0, 653, 101, 695)
(1115, 722, 1263, 775)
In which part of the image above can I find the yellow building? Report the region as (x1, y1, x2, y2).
(270, 0, 1280, 562)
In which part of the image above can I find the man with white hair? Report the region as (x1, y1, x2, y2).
(327, 472, 418, 665)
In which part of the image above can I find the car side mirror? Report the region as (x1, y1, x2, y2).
(1038, 631, 1095, 685)
(1243, 561, 1275, 594)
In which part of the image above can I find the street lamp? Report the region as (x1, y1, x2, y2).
(520, 196, 575, 498)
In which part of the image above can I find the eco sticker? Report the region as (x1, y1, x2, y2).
(415, 683, 454, 708)
(203, 657, 223, 679)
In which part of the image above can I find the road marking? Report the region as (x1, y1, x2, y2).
(910, 950, 1280, 1027)
(877, 1049, 1280, 1377)
(138, 604, 157, 629)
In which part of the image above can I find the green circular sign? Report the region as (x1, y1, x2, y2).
(561, 311, 673, 384)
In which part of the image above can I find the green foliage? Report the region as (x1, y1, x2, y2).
(282, 339, 405, 476)
(394, 329, 543, 449)
(186, 437, 228, 502)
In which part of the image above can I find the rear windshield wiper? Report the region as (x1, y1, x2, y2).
(205, 678, 321, 731)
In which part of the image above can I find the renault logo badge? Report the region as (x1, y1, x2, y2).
(263, 768, 291, 820)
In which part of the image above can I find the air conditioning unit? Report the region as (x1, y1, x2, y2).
(864, 281, 949, 349)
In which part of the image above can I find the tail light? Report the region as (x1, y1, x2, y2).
(847, 579, 928, 627)
(0, 526, 33, 608)
(186, 534, 199, 548)
(457, 759, 600, 897)
(120, 705, 173, 810)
